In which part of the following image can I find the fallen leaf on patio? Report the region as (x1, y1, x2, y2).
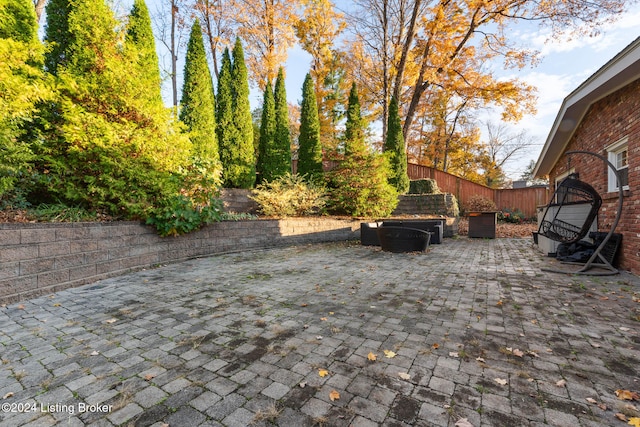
(496, 300, 503, 306)
(367, 352, 377, 361)
(383, 350, 396, 358)
(531, 319, 538, 324)
(616, 413, 628, 422)
(53, 303, 61, 307)
(449, 352, 459, 358)
(620, 327, 631, 332)
(512, 349, 524, 357)
(476, 357, 485, 363)
(318, 369, 329, 377)
(494, 378, 507, 386)
(316, 336, 323, 340)
(432, 343, 439, 349)
(546, 348, 553, 353)
(328, 312, 334, 315)
(2, 392, 14, 399)
(629, 417, 640, 427)
(144, 373, 156, 381)
(598, 403, 607, 411)
(585, 397, 597, 404)
(90, 351, 99, 356)
(398, 372, 411, 380)
(455, 418, 474, 427)
(105, 318, 117, 324)
(600, 296, 609, 300)
(616, 389, 640, 401)
(527, 350, 540, 358)
(299, 381, 307, 388)
(300, 303, 308, 307)
(17, 304, 25, 310)
(320, 317, 328, 321)
(591, 342, 601, 348)
(329, 390, 340, 401)
(556, 379, 566, 387)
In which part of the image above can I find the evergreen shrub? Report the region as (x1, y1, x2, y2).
(408, 179, 440, 195)
(325, 153, 398, 218)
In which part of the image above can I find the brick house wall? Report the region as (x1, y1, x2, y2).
(548, 79, 640, 274)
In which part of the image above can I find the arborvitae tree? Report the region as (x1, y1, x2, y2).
(179, 19, 218, 162)
(0, 0, 38, 42)
(229, 38, 255, 188)
(297, 73, 323, 181)
(256, 82, 275, 183)
(43, 0, 72, 74)
(216, 47, 237, 186)
(33, 0, 200, 221)
(344, 82, 366, 155)
(125, 0, 162, 106)
(326, 81, 398, 217)
(273, 67, 292, 178)
(0, 0, 49, 199)
(383, 96, 409, 194)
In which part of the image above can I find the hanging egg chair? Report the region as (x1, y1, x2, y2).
(537, 150, 624, 275)
(537, 174, 602, 244)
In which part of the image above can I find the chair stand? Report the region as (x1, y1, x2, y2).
(540, 150, 624, 276)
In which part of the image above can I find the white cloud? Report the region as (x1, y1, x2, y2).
(516, 5, 640, 56)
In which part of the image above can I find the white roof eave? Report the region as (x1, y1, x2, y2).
(533, 37, 640, 178)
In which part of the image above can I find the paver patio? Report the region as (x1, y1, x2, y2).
(1, 238, 639, 426)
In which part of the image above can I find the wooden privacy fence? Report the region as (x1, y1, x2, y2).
(407, 163, 548, 218)
(292, 160, 549, 218)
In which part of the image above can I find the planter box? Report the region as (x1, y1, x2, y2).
(376, 226, 431, 253)
(468, 212, 497, 239)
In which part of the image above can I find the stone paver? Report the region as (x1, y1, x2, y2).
(1, 239, 639, 426)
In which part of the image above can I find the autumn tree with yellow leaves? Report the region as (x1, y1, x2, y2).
(342, 0, 628, 181)
(233, 0, 300, 88)
(295, 0, 347, 152)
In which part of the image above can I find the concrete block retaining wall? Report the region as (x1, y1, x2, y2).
(393, 194, 459, 217)
(0, 218, 360, 304)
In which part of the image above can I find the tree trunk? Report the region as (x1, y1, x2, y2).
(381, 0, 389, 144)
(171, 0, 179, 109)
(392, 0, 421, 103)
(33, 0, 47, 23)
(201, 4, 220, 79)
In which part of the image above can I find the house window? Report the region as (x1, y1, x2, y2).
(554, 169, 575, 204)
(607, 137, 629, 192)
